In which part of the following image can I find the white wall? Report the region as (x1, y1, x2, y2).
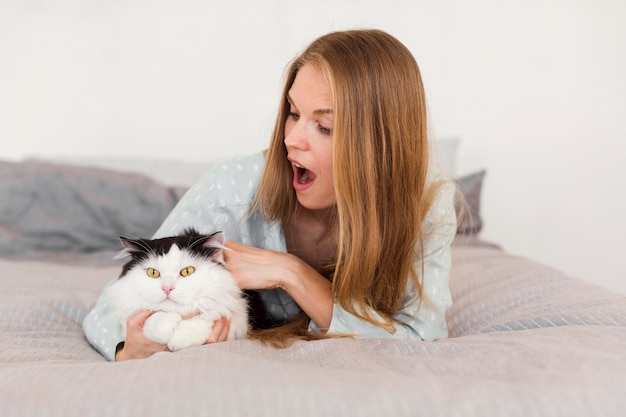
(2, 0, 625, 294)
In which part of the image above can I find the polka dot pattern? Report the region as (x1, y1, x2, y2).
(83, 153, 457, 360)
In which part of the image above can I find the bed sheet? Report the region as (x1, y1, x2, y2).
(2, 245, 625, 417)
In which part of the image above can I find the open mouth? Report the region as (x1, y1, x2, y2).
(293, 163, 316, 184)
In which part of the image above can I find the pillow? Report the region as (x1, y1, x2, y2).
(0, 158, 485, 256)
(43, 156, 214, 188)
(454, 170, 485, 235)
(0, 160, 184, 257)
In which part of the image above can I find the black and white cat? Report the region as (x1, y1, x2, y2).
(103, 229, 249, 352)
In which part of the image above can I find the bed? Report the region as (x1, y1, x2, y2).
(2, 157, 626, 417)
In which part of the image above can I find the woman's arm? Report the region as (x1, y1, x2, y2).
(223, 179, 456, 339)
(82, 287, 125, 361)
(223, 241, 334, 330)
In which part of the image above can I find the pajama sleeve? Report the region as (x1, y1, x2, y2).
(153, 153, 265, 240)
(82, 281, 125, 361)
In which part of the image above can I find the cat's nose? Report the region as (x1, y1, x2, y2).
(162, 285, 174, 296)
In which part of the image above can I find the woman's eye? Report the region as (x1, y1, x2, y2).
(146, 268, 161, 278)
(180, 266, 195, 277)
(318, 124, 332, 135)
(288, 111, 300, 121)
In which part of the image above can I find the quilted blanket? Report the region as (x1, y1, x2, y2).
(2, 244, 625, 417)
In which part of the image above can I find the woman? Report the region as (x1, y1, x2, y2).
(85, 29, 457, 361)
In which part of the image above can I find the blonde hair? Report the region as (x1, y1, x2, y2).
(254, 29, 441, 340)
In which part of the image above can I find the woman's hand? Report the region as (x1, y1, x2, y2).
(182, 311, 231, 343)
(223, 241, 294, 290)
(223, 241, 334, 330)
(115, 310, 168, 361)
(115, 312, 233, 361)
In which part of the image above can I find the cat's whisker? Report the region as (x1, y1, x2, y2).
(193, 235, 220, 250)
(134, 239, 155, 257)
(189, 236, 211, 251)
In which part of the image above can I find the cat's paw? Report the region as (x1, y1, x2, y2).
(143, 311, 182, 345)
(167, 318, 213, 352)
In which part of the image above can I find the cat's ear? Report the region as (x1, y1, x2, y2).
(113, 237, 140, 260)
(202, 232, 226, 265)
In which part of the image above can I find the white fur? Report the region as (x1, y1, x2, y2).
(103, 245, 248, 351)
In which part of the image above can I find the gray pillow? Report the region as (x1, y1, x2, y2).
(0, 161, 183, 256)
(454, 170, 485, 235)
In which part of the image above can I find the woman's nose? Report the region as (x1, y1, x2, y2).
(284, 119, 309, 150)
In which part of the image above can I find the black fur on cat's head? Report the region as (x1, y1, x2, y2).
(115, 228, 292, 331)
(116, 228, 225, 278)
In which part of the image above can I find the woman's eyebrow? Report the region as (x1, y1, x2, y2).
(286, 94, 333, 115)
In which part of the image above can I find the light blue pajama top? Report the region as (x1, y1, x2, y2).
(83, 152, 456, 361)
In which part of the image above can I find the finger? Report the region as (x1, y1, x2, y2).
(207, 318, 225, 343)
(223, 240, 240, 250)
(219, 320, 230, 342)
(127, 310, 153, 327)
(223, 242, 240, 262)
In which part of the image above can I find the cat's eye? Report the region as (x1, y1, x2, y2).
(146, 268, 161, 278)
(180, 266, 195, 277)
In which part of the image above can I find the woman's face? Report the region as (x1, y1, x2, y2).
(284, 63, 336, 211)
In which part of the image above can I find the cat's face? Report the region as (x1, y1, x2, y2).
(115, 231, 233, 314)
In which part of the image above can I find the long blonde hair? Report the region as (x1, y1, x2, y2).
(254, 29, 440, 338)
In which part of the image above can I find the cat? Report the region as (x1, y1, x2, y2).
(102, 229, 249, 352)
